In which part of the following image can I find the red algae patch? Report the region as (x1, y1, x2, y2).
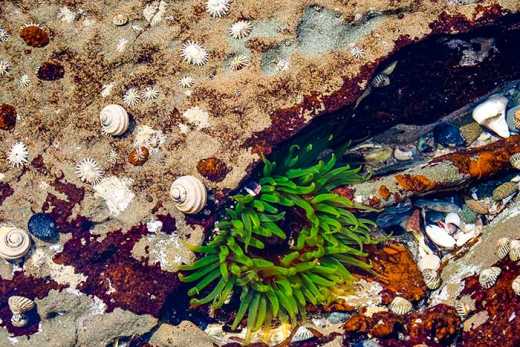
(19, 25, 49, 47)
(0, 273, 65, 336)
(0, 104, 17, 130)
(0, 182, 14, 207)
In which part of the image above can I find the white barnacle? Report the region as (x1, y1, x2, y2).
(123, 87, 141, 106)
(7, 142, 29, 168)
(229, 21, 251, 39)
(0, 59, 11, 76)
(206, 0, 230, 17)
(230, 55, 249, 71)
(275, 58, 290, 73)
(0, 27, 10, 42)
(181, 41, 208, 66)
(75, 158, 103, 184)
(17, 74, 31, 89)
(179, 76, 194, 88)
(142, 86, 159, 101)
(350, 45, 365, 59)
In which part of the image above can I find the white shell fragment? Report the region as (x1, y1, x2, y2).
(510, 240, 520, 261)
(8, 296, 35, 328)
(512, 275, 520, 296)
(170, 176, 207, 214)
(472, 95, 510, 138)
(0, 224, 31, 260)
(112, 14, 128, 26)
(425, 224, 456, 249)
(445, 212, 461, 228)
(100, 104, 129, 136)
(389, 296, 412, 315)
(423, 268, 441, 290)
(496, 237, 511, 260)
(479, 266, 501, 289)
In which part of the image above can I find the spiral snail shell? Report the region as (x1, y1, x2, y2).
(170, 176, 207, 214)
(512, 275, 520, 296)
(100, 104, 129, 136)
(0, 224, 31, 260)
(8, 295, 35, 327)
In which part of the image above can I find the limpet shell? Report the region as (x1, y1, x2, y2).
(465, 199, 490, 215)
(0, 224, 31, 260)
(492, 181, 518, 201)
(291, 326, 315, 343)
(510, 240, 520, 261)
(472, 95, 510, 138)
(423, 268, 441, 290)
(479, 266, 501, 289)
(512, 275, 520, 295)
(455, 300, 471, 318)
(170, 176, 207, 214)
(112, 14, 128, 26)
(496, 237, 511, 260)
(100, 104, 129, 136)
(389, 296, 412, 315)
(511, 153, 520, 170)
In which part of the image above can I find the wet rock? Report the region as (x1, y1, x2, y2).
(433, 122, 466, 148)
(0, 104, 16, 130)
(19, 25, 49, 47)
(37, 62, 65, 81)
(375, 202, 413, 229)
(197, 157, 230, 182)
(405, 304, 460, 344)
(150, 321, 214, 347)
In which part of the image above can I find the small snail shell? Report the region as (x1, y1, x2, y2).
(8, 295, 35, 328)
(512, 275, 520, 296)
(389, 296, 412, 315)
(496, 237, 511, 260)
(0, 224, 31, 260)
(423, 268, 441, 290)
(510, 240, 520, 261)
(479, 266, 501, 289)
(128, 146, 149, 166)
(170, 175, 207, 214)
(100, 104, 129, 136)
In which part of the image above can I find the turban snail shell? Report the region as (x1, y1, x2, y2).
(8, 295, 35, 327)
(170, 175, 207, 214)
(100, 104, 129, 136)
(0, 224, 31, 260)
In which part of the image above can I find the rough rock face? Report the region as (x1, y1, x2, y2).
(1, 0, 520, 346)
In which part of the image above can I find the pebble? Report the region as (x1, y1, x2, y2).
(492, 181, 518, 202)
(433, 122, 466, 147)
(28, 213, 58, 241)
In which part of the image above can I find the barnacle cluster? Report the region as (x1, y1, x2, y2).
(180, 145, 377, 334)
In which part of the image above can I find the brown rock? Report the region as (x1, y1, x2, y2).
(196, 157, 229, 182)
(129, 147, 149, 166)
(19, 25, 49, 47)
(37, 61, 64, 81)
(406, 304, 460, 344)
(0, 104, 16, 130)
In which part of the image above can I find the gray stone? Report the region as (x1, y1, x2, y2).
(150, 321, 214, 347)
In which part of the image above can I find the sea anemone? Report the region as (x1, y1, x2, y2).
(17, 74, 31, 89)
(206, 0, 230, 17)
(7, 142, 29, 167)
(123, 87, 141, 106)
(229, 21, 252, 39)
(181, 41, 208, 66)
(180, 145, 377, 334)
(350, 46, 365, 59)
(179, 76, 194, 88)
(230, 55, 249, 71)
(142, 86, 160, 101)
(0, 59, 11, 76)
(0, 27, 9, 42)
(75, 158, 103, 184)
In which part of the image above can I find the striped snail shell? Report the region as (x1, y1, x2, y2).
(496, 237, 511, 260)
(0, 224, 31, 260)
(423, 268, 441, 290)
(479, 266, 501, 289)
(510, 240, 520, 262)
(170, 176, 207, 214)
(100, 104, 129, 136)
(8, 295, 35, 327)
(511, 153, 520, 170)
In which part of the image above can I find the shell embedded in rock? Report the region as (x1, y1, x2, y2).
(389, 296, 412, 315)
(511, 153, 520, 170)
(425, 224, 456, 249)
(423, 268, 441, 290)
(496, 237, 511, 260)
(100, 104, 129, 136)
(0, 224, 31, 260)
(472, 95, 510, 138)
(510, 240, 520, 261)
(170, 175, 207, 214)
(512, 275, 520, 295)
(492, 181, 518, 201)
(479, 266, 501, 289)
(8, 295, 35, 314)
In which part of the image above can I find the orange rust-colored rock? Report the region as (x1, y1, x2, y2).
(363, 242, 426, 302)
(0, 104, 16, 130)
(344, 314, 370, 334)
(128, 147, 149, 166)
(344, 312, 400, 338)
(19, 25, 49, 47)
(196, 157, 229, 182)
(395, 174, 436, 193)
(406, 304, 461, 344)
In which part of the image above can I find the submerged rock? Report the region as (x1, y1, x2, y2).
(433, 122, 466, 148)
